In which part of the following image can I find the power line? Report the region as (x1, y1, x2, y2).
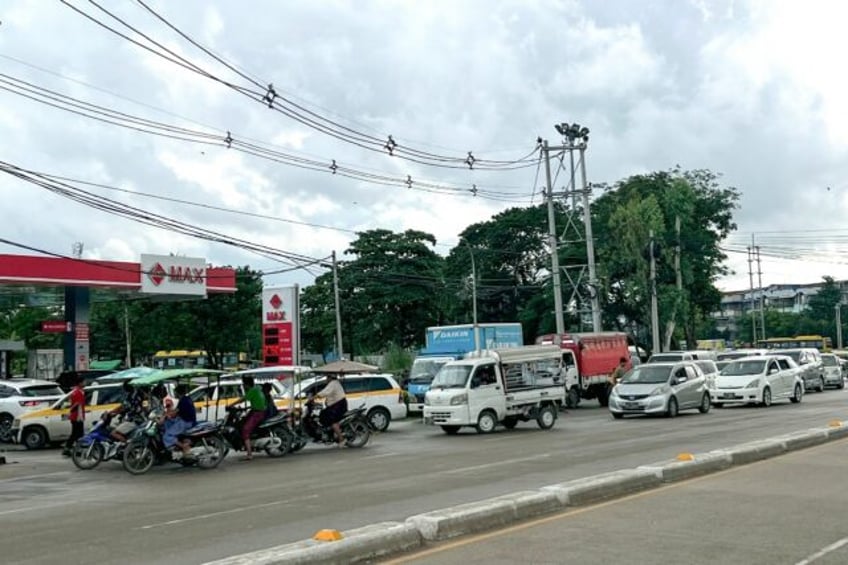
(60, 0, 542, 171)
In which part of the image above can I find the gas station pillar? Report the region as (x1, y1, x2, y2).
(63, 287, 90, 371)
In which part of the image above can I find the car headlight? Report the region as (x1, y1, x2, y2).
(746, 378, 761, 388)
(449, 393, 468, 406)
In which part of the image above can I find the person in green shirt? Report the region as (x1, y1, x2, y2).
(240, 376, 267, 461)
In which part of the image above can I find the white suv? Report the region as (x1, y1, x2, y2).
(0, 379, 64, 442)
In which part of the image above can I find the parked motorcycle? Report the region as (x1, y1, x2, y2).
(71, 414, 126, 470)
(122, 416, 226, 475)
(287, 395, 371, 449)
(221, 406, 293, 458)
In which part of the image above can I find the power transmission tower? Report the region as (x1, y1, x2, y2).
(542, 122, 602, 333)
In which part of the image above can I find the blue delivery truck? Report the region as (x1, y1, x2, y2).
(407, 323, 523, 412)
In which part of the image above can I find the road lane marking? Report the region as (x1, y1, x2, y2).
(137, 494, 319, 530)
(385, 436, 848, 563)
(794, 536, 848, 565)
(0, 501, 74, 516)
(439, 454, 551, 475)
(0, 471, 71, 483)
(481, 434, 529, 442)
(364, 452, 400, 460)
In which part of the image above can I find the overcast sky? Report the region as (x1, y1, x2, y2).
(2, 0, 848, 296)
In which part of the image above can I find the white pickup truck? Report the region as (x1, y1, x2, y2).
(423, 345, 566, 434)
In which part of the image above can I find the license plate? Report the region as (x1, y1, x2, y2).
(722, 393, 735, 399)
(623, 402, 640, 409)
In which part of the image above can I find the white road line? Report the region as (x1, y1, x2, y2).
(0, 501, 74, 516)
(482, 434, 530, 442)
(0, 471, 71, 484)
(794, 536, 848, 565)
(439, 453, 552, 475)
(138, 494, 320, 530)
(363, 452, 400, 460)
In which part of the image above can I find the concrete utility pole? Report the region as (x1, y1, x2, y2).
(649, 230, 660, 354)
(543, 140, 565, 336)
(747, 245, 757, 345)
(466, 244, 480, 353)
(331, 250, 344, 360)
(578, 146, 601, 332)
(755, 241, 765, 340)
(124, 303, 131, 367)
(836, 304, 843, 350)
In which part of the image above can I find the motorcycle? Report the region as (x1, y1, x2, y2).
(71, 414, 127, 470)
(221, 406, 293, 458)
(287, 395, 372, 449)
(122, 416, 227, 475)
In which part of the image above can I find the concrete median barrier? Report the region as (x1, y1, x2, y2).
(638, 451, 731, 482)
(203, 522, 422, 565)
(406, 497, 519, 541)
(713, 438, 787, 465)
(541, 468, 662, 507)
(778, 428, 830, 451)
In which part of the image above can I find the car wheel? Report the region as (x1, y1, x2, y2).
(565, 388, 580, 408)
(762, 387, 772, 407)
(839, 380, 845, 390)
(698, 393, 711, 414)
(790, 383, 803, 403)
(0, 413, 14, 443)
(536, 404, 557, 430)
(366, 407, 391, 433)
(22, 426, 48, 450)
(666, 397, 679, 418)
(818, 377, 825, 392)
(475, 410, 497, 434)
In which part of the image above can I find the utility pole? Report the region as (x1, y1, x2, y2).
(124, 302, 131, 367)
(578, 145, 601, 332)
(467, 245, 480, 353)
(649, 230, 660, 354)
(663, 216, 682, 351)
(543, 140, 565, 335)
(836, 304, 843, 350)
(755, 241, 765, 340)
(747, 245, 757, 345)
(331, 250, 344, 360)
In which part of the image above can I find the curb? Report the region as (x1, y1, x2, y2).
(203, 422, 846, 565)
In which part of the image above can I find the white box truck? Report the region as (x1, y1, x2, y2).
(423, 345, 566, 434)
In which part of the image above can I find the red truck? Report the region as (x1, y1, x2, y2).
(536, 332, 633, 407)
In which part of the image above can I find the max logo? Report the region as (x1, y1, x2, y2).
(266, 293, 287, 321)
(148, 262, 204, 286)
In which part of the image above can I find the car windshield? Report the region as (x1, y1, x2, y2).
(782, 351, 802, 362)
(621, 365, 672, 384)
(822, 356, 839, 367)
(695, 361, 716, 374)
(408, 375, 435, 386)
(720, 359, 766, 376)
(19, 385, 64, 397)
(649, 354, 683, 362)
(430, 365, 472, 389)
(411, 359, 450, 379)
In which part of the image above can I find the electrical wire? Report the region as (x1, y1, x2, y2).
(60, 0, 542, 170)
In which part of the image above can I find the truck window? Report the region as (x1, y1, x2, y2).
(472, 364, 497, 387)
(562, 352, 576, 369)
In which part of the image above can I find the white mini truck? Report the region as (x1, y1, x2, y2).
(423, 345, 566, 434)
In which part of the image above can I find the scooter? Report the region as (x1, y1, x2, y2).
(121, 416, 226, 475)
(70, 413, 126, 470)
(221, 406, 293, 458)
(288, 395, 371, 449)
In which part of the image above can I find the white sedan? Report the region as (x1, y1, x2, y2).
(710, 355, 803, 407)
(0, 379, 65, 442)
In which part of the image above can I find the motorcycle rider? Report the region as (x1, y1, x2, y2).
(162, 384, 197, 459)
(109, 382, 145, 442)
(317, 374, 347, 446)
(239, 376, 267, 461)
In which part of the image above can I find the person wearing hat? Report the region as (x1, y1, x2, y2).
(317, 374, 347, 446)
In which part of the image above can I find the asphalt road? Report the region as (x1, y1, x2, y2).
(387, 436, 848, 565)
(1, 389, 847, 565)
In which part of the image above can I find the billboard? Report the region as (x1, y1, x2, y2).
(140, 254, 208, 296)
(262, 285, 300, 366)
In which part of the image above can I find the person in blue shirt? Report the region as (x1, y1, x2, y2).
(162, 384, 197, 458)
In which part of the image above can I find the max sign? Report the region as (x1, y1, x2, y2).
(140, 254, 208, 296)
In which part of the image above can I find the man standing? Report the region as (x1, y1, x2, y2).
(62, 375, 86, 457)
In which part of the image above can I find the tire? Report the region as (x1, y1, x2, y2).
(264, 428, 293, 458)
(536, 404, 557, 430)
(366, 407, 391, 433)
(194, 435, 226, 469)
(0, 413, 14, 443)
(839, 380, 845, 390)
(762, 387, 772, 407)
(441, 425, 460, 435)
(123, 439, 155, 475)
(597, 386, 610, 408)
(22, 426, 48, 450)
(666, 397, 679, 418)
(818, 377, 825, 393)
(790, 383, 803, 403)
(71, 441, 105, 470)
(698, 393, 711, 414)
(475, 410, 497, 434)
(344, 418, 371, 448)
(502, 417, 518, 429)
(612, 412, 624, 419)
(565, 388, 580, 409)
(291, 439, 308, 452)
